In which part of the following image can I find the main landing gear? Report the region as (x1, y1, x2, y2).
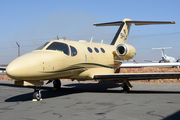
(53, 79, 61, 90)
(122, 79, 133, 92)
(32, 79, 61, 101)
(122, 82, 130, 92)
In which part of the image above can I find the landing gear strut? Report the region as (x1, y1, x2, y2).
(33, 87, 42, 101)
(53, 79, 61, 90)
(122, 82, 130, 92)
(122, 79, 132, 92)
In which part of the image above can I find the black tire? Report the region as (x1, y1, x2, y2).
(53, 79, 61, 89)
(33, 91, 41, 101)
(123, 83, 130, 92)
(159, 60, 164, 63)
(176, 59, 180, 62)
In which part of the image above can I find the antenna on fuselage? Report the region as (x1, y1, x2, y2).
(57, 36, 59, 40)
(101, 39, 103, 44)
(90, 37, 93, 43)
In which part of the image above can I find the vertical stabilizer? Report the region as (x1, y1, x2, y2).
(111, 18, 132, 46)
(161, 49, 165, 58)
(152, 47, 172, 59)
(94, 18, 132, 46)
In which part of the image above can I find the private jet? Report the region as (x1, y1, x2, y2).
(145, 47, 180, 63)
(5, 18, 180, 101)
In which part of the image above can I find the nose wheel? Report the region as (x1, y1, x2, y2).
(33, 88, 42, 101)
(32, 79, 61, 101)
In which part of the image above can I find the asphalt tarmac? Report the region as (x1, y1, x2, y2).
(0, 80, 180, 120)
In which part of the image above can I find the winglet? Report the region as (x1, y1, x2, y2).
(172, 20, 175, 24)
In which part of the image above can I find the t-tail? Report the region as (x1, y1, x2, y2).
(152, 47, 172, 58)
(94, 18, 175, 61)
(152, 47, 176, 63)
(94, 18, 175, 47)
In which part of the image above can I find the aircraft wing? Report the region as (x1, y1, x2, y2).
(93, 72, 180, 81)
(120, 62, 180, 68)
(94, 62, 180, 81)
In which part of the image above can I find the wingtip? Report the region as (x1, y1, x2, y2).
(171, 20, 175, 24)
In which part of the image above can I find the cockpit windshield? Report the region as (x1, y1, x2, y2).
(36, 42, 49, 50)
(46, 42, 69, 55)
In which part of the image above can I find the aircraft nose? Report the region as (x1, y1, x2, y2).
(6, 59, 29, 79)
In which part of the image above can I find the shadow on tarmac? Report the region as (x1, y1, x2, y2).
(1, 82, 180, 102)
(163, 110, 180, 120)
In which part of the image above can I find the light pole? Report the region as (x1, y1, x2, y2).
(16, 42, 20, 57)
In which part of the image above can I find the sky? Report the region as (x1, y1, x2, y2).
(0, 0, 180, 64)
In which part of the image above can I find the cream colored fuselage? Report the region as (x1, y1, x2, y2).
(7, 40, 117, 81)
(7, 18, 172, 83)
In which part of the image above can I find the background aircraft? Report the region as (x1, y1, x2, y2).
(5, 18, 180, 101)
(145, 47, 180, 63)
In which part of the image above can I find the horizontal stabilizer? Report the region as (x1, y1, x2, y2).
(93, 20, 175, 26)
(152, 47, 172, 50)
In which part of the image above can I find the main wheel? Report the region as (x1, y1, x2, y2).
(177, 59, 180, 62)
(33, 91, 42, 101)
(53, 79, 61, 89)
(122, 83, 130, 92)
(159, 60, 164, 63)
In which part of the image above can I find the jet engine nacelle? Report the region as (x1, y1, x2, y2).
(115, 44, 136, 60)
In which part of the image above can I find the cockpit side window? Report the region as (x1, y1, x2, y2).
(36, 42, 49, 50)
(46, 42, 69, 55)
(70, 46, 77, 56)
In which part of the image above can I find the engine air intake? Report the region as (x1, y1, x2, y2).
(115, 44, 136, 60)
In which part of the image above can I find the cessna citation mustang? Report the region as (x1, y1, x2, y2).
(6, 18, 180, 101)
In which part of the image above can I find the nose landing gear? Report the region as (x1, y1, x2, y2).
(32, 79, 61, 101)
(32, 87, 42, 101)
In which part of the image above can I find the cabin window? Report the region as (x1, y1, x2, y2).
(36, 42, 49, 50)
(100, 48, 105, 53)
(94, 47, 99, 53)
(70, 46, 77, 56)
(87, 47, 93, 53)
(46, 42, 69, 55)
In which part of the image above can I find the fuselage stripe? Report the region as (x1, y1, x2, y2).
(40, 63, 113, 73)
